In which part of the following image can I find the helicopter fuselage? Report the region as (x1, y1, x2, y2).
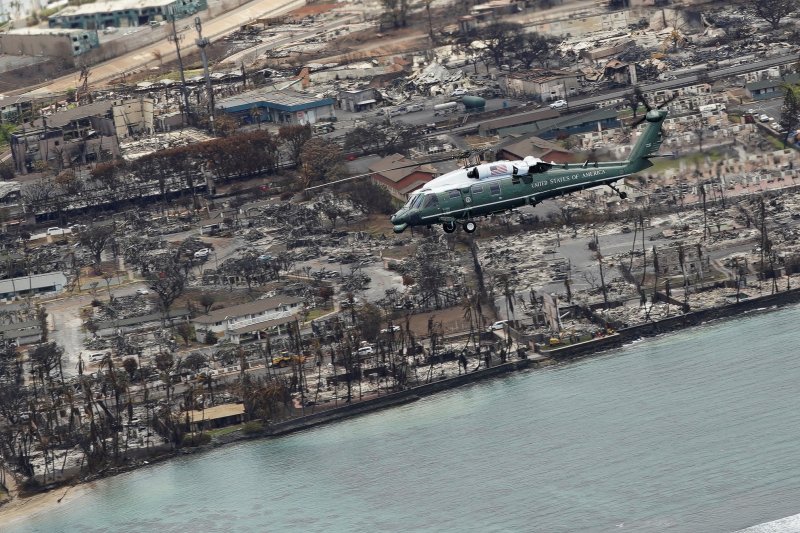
(390, 109, 666, 234)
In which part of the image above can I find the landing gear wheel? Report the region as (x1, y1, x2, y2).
(442, 222, 456, 233)
(463, 221, 477, 233)
(619, 191, 628, 200)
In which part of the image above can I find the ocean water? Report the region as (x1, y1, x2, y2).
(5, 305, 800, 533)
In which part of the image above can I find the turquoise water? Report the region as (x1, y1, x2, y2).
(5, 305, 800, 533)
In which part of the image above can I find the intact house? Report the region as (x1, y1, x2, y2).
(0, 272, 68, 301)
(192, 295, 303, 343)
(501, 69, 580, 103)
(745, 73, 800, 101)
(496, 136, 572, 164)
(216, 88, 335, 126)
(9, 98, 153, 174)
(369, 153, 438, 201)
(338, 88, 379, 113)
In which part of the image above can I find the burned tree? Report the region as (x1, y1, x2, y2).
(79, 224, 115, 267)
(278, 124, 312, 168)
(146, 253, 189, 318)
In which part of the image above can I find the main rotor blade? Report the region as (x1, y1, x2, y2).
(305, 153, 470, 191)
(634, 86, 652, 112)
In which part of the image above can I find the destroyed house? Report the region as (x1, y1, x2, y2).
(653, 243, 710, 278)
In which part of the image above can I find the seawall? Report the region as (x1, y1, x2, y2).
(545, 287, 800, 361)
(213, 359, 535, 445)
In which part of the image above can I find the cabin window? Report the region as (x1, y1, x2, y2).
(423, 194, 439, 208)
(448, 190, 461, 199)
(489, 183, 501, 196)
(471, 184, 484, 194)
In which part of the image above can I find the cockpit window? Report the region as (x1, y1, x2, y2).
(406, 194, 424, 209)
(423, 194, 439, 208)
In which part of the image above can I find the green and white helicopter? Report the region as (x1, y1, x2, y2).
(389, 107, 669, 234)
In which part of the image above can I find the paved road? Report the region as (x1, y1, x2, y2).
(22, 0, 305, 96)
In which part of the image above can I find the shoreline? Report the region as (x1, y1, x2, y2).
(3, 289, 800, 526)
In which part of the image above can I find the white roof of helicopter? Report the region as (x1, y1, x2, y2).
(415, 156, 545, 195)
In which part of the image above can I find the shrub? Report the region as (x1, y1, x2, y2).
(203, 330, 217, 345)
(242, 421, 264, 435)
(182, 432, 211, 447)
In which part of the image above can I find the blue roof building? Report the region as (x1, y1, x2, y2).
(49, 0, 207, 30)
(216, 88, 336, 126)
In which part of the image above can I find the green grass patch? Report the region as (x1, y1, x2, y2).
(304, 307, 329, 321)
(206, 425, 243, 438)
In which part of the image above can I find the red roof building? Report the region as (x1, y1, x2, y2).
(369, 153, 438, 200)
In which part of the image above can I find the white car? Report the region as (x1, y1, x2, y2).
(380, 325, 401, 334)
(549, 99, 568, 109)
(135, 288, 150, 295)
(193, 248, 211, 259)
(356, 346, 375, 356)
(450, 88, 467, 97)
(487, 320, 508, 331)
(759, 114, 770, 123)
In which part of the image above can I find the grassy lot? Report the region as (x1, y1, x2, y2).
(206, 425, 243, 438)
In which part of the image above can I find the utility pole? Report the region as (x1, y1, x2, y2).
(168, 7, 190, 127)
(194, 16, 215, 135)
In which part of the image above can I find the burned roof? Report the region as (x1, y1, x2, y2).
(505, 69, 579, 83)
(34, 100, 114, 129)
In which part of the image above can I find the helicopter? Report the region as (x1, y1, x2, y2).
(389, 107, 669, 234)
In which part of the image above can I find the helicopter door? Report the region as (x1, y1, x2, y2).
(444, 189, 465, 214)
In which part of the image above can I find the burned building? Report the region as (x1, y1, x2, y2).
(9, 98, 153, 174)
(501, 69, 580, 102)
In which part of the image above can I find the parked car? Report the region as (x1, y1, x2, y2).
(135, 288, 150, 295)
(549, 99, 568, 109)
(193, 248, 211, 259)
(450, 88, 467, 97)
(759, 114, 771, 123)
(356, 346, 375, 356)
(103, 26, 118, 34)
(381, 325, 401, 334)
(487, 320, 508, 331)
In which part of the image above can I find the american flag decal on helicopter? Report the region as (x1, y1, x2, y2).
(489, 163, 508, 176)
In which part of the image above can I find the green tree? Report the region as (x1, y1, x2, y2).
(779, 83, 800, 146)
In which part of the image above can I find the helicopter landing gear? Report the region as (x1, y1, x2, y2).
(607, 183, 627, 200)
(463, 221, 477, 233)
(442, 221, 456, 233)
